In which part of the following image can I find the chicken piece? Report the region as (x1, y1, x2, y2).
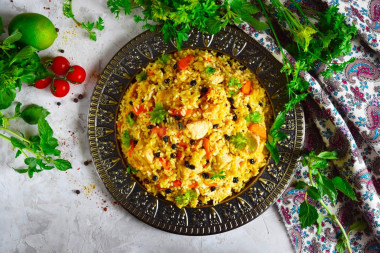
(142, 147, 154, 164)
(186, 120, 212, 140)
(216, 152, 232, 169)
(210, 74, 224, 85)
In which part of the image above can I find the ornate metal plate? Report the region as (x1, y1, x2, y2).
(88, 25, 304, 235)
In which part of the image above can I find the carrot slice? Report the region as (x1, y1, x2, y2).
(132, 105, 147, 116)
(248, 123, 267, 140)
(178, 141, 187, 149)
(128, 140, 135, 157)
(203, 137, 211, 159)
(172, 180, 182, 187)
(148, 70, 155, 76)
(169, 108, 192, 117)
(241, 80, 251, 95)
(204, 181, 217, 187)
(189, 182, 198, 188)
(159, 157, 170, 170)
(151, 127, 167, 138)
(178, 56, 194, 70)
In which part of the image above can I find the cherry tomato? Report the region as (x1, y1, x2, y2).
(51, 79, 70, 97)
(34, 77, 52, 89)
(51, 56, 71, 75)
(66, 65, 86, 84)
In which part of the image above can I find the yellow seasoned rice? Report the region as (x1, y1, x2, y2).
(117, 49, 272, 208)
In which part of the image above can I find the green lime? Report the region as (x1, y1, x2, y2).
(8, 13, 58, 50)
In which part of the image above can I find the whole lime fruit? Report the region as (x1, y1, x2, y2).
(8, 13, 57, 50)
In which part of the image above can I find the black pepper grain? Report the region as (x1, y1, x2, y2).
(190, 140, 195, 145)
(171, 144, 177, 149)
(228, 97, 234, 104)
(165, 189, 172, 194)
(58, 49, 65, 53)
(184, 161, 190, 168)
(129, 101, 133, 105)
(239, 66, 247, 71)
(170, 153, 176, 159)
(247, 104, 252, 111)
(174, 115, 181, 120)
(73, 98, 78, 103)
(224, 134, 230, 141)
(129, 112, 135, 119)
(190, 80, 197, 86)
(216, 52, 223, 57)
(78, 94, 84, 100)
(201, 87, 209, 93)
(259, 102, 263, 107)
(152, 175, 158, 181)
(154, 152, 160, 158)
(233, 177, 239, 183)
(232, 114, 237, 121)
(57, 102, 61, 106)
(213, 124, 219, 129)
(173, 63, 177, 69)
(133, 140, 138, 145)
(189, 165, 195, 170)
(163, 136, 169, 142)
(210, 186, 216, 191)
(160, 68, 165, 74)
(249, 159, 255, 164)
(73, 190, 80, 194)
(202, 173, 209, 179)
(164, 78, 170, 83)
(147, 124, 154, 129)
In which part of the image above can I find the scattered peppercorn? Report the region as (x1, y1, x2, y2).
(232, 114, 237, 121)
(141, 99, 144, 103)
(133, 140, 138, 145)
(152, 175, 158, 181)
(163, 118, 167, 123)
(228, 97, 234, 104)
(165, 189, 172, 194)
(249, 159, 255, 164)
(58, 49, 65, 53)
(224, 134, 230, 141)
(57, 102, 61, 106)
(201, 87, 209, 93)
(189, 165, 195, 170)
(233, 177, 239, 183)
(164, 78, 170, 83)
(129, 101, 133, 105)
(184, 161, 190, 168)
(78, 94, 84, 100)
(170, 153, 176, 159)
(213, 124, 219, 129)
(171, 144, 177, 149)
(259, 102, 263, 107)
(84, 160, 92, 166)
(210, 186, 216, 191)
(247, 104, 252, 111)
(174, 115, 181, 120)
(239, 66, 247, 71)
(163, 136, 169, 142)
(227, 60, 232, 66)
(73, 98, 78, 103)
(148, 124, 154, 129)
(55, 27, 59, 32)
(173, 63, 177, 69)
(216, 52, 223, 57)
(202, 173, 209, 179)
(190, 80, 197, 86)
(129, 112, 135, 119)
(206, 160, 210, 164)
(190, 139, 195, 145)
(154, 152, 160, 157)
(73, 190, 80, 194)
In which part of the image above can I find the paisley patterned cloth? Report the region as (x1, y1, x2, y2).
(237, 0, 380, 251)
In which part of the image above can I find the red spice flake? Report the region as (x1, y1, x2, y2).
(103, 207, 107, 212)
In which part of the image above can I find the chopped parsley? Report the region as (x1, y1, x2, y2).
(136, 70, 147, 82)
(175, 190, 197, 206)
(205, 66, 215, 75)
(228, 77, 242, 89)
(211, 170, 226, 180)
(158, 53, 171, 65)
(150, 103, 168, 124)
(245, 112, 262, 123)
(126, 114, 135, 126)
(122, 131, 131, 147)
(126, 166, 139, 174)
(230, 132, 247, 149)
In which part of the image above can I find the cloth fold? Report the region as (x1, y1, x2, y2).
(238, 0, 380, 251)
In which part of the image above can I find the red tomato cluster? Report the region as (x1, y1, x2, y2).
(34, 56, 86, 98)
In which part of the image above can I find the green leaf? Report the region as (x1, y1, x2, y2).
(158, 54, 171, 65)
(230, 132, 247, 149)
(63, 0, 74, 18)
(38, 118, 60, 156)
(14, 102, 22, 117)
(122, 131, 131, 148)
(317, 175, 338, 204)
(295, 181, 309, 189)
(211, 170, 226, 180)
(13, 168, 28, 174)
(0, 88, 17, 110)
(332, 176, 358, 201)
(316, 214, 324, 235)
(10, 137, 27, 150)
(299, 201, 318, 228)
(126, 113, 135, 126)
(3, 30, 22, 45)
(126, 166, 138, 174)
(265, 142, 279, 164)
(307, 186, 321, 200)
(10, 46, 37, 65)
(53, 159, 72, 171)
(294, 26, 317, 52)
(245, 111, 262, 123)
(95, 17, 105, 31)
(206, 17, 222, 34)
(107, 0, 133, 18)
(270, 111, 285, 132)
(336, 237, 347, 253)
(150, 103, 168, 124)
(136, 70, 147, 82)
(313, 159, 329, 169)
(15, 150, 22, 158)
(89, 31, 97, 41)
(205, 67, 215, 75)
(175, 190, 197, 206)
(349, 220, 367, 233)
(21, 104, 50, 125)
(317, 151, 338, 160)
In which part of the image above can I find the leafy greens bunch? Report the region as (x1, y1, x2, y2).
(63, 0, 105, 41)
(106, 0, 268, 49)
(0, 17, 72, 177)
(296, 151, 367, 253)
(256, 0, 357, 163)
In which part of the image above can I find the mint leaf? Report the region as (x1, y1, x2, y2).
(299, 201, 318, 228)
(3, 30, 22, 45)
(295, 181, 309, 189)
(245, 111, 262, 123)
(126, 166, 138, 174)
(10, 137, 27, 150)
(13, 168, 28, 174)
(265, 142, 279, 164)
(317, 175, 337, 204)
(270, 111, 285, 132)
(10, 46, 37, 65)
(158, 54, 171, 65)
(38, 118, 60, 156)
(122, 131, 131, 147)
(21, 104, 50, 125)
(307, 186, 321, 200)
(336, 237, 346, 253)
(349, 220, 367, 233)
(332, 176, 357, 201)
(316, 214, 324, 235)
(14, 102, 22, 118)
(0, 88, 17, 110)
(205, 67, 215, 75)
(53, 159, 72, 171)
(136, 70, 147, 82)
(317, 151, 338, 159)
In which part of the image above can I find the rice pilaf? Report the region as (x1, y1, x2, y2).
(117, 49, 272, 208)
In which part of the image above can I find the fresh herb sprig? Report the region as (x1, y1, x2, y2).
(63, 0, 104, 41)
(0, 24, 71, 177)
(150, 103, 168, 124)
(175, 190, 197, 207)
(107, 0, 268, 49)
(296, 151, 366, 253)
(230, 132, 247, 150)
(211, 170, 226, 180)
(205, 67, 215, 75)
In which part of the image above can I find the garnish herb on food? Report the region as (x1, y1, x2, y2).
(205, 67, 215, 75)
(211, 170, 226, 180)
(228, 77, 242, 89)
(107, 0, 268, 49)
(296, 151, 366, 253)
(245, 111, 261, 124)
(63, 0, 104, 41)
(0, 23, 72, 178)
(126, 166, 138, 174)
(157, 53, 171, 65)
(150, 103, 168, 124)
(230, 132, 247, 150)
(175, 190, 197, 206)
(136, 70, 147, 82)
(126, 114, 135, 126)
(122, 131, 131, 147)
